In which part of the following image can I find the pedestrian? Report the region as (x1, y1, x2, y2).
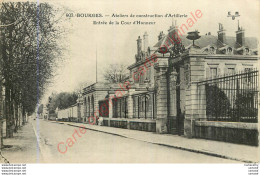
(98, 116, 103, 126)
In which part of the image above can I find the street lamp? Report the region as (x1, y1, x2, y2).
(227, 11, 240, 20)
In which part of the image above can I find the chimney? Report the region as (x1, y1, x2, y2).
(143, 32, 149, 52)
(137, 36, 142, 56)
(236, 21, 245, 47)
(168, 21, 180, 45)
(217, 23, 226, 44)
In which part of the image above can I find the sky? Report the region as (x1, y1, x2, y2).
(31, 0, 260, 103)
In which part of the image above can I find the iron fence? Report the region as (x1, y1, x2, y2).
(133, 92, 155, 119)
(197, 69, 258, 123)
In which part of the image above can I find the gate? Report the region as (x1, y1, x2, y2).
(168, 66, 184, 135)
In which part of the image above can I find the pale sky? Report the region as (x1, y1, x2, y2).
(39, 0, 260, 103)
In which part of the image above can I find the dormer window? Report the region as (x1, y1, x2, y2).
(209, 46, 215, 54)
(243, 47, 250, 55)
(226, 47, 233, 55)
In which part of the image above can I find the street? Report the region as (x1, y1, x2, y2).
(28, 119, 240, 163)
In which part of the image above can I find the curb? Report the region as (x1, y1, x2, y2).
(58, 121, 256, 163)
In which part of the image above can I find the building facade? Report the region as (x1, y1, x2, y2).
(77, 23, 259, 145)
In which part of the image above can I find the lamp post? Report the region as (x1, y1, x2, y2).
(227, 11, 241, 33)
(227, 11, 240, 20)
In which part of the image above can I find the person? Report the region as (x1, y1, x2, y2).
(98, 116, 103, 126)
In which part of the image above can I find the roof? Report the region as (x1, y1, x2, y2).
(82, 82, 128, 95)
(154, 34, 258, 50)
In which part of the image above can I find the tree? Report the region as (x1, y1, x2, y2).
(37, 104, 43, 114)
(0, 2, 67, 136)
(47, 92, 78, 114)
(103, 64, 129, 83)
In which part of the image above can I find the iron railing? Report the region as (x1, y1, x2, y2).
(133, 92, 155, 119)
(112, 96, 128, 118)
(197, 69, 258, 123)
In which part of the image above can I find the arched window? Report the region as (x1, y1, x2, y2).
(88, 97, 90, 117)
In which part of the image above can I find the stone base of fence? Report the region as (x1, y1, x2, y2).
(103, 118, 156, 132)
(184, 118, 196, 138)
(194, 121, 259, 146)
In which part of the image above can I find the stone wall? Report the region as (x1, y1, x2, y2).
(194, 121, 258, 146)
(103, 118, 156, 132)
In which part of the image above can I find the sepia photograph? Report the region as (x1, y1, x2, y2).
(0, 0, 259, 174)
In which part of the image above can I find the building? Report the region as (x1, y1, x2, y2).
(78, 22, 259, 145)
(56, 104, 78, 122)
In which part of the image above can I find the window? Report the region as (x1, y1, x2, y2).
(120, 97, 128, 118)
(244, 48, 250, 55)
(112, 99, 118, 118)
(245, 67, 253, 83)
(134, 72, 139, 83)
(147, 67, 151, 80)
(228, 68, 235, 75)
(227, 47, 233, 55)
(140, 73, 144, 84)
(210, 68, 217, 78)
(245, 68, 253, 72)
(209, 47, 215, 54)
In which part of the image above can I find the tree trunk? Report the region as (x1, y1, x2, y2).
(0, 78, 3, 148)
(14, 101, 18, 133)
(22, 107, 26, 125)
(5, 85, 13, 138)
(18, 104, 21, 128)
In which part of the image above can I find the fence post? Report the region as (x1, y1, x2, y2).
(184, 56, 205, 138)
(154, 59, 168, 134)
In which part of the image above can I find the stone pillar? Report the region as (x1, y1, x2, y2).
(108, 102, 113, 127)
(108, 100, 113, 119)
(79, 102, 84, 123)
(127, 89, 134, 129)
(184, 56, 206, 138)
(127, 89, 134, 119)
(94, 94, 99, 125)
(107, 92, 115, 127)
(168, 71, 178, 134)
(154, 59, 169, 134)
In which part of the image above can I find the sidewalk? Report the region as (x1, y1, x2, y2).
(60, 121, 259, 163)
(1, 121, 41, 163)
